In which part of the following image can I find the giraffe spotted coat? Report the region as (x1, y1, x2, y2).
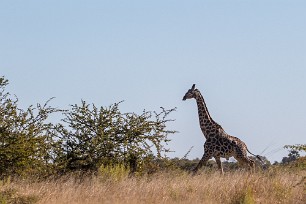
(183, 84, 261, 174)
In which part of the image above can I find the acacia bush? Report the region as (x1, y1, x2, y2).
(0, 77, 60, 178)
(0, 76, 177, 177)
(281, 144, 306, 169)
(55, 101, 177, 173)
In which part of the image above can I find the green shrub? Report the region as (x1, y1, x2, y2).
(98, 164, 130, 181)
(1, 76, 176, 177)
(0, 77, 60, 178)
(231, 186, 255, 204)
(55, 100, 177, 174)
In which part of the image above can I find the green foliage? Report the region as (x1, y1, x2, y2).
(0, 76, 177, 176)
(168, 157, 200, 171)
(233, 186, 255, 204)
(55, 100, 177, 173)
(98, 164, 130, 181)
(282, 144, 305, 164)
(284, 144, 306, 153)
(0, 77, 60, 178)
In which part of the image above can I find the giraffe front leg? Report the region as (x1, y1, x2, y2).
(215, 157, 224, 175)
(193, 153, 211, 174)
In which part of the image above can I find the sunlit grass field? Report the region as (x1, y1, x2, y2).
(1, 167, 304, 204)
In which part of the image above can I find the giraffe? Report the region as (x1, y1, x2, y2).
(182, 84, 261, 174)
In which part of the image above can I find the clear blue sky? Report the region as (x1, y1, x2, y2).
(1, 1, 305, 162)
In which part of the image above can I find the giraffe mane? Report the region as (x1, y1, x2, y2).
(196, 89, 221, 127)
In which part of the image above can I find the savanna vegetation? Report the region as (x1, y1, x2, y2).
(0, 76, 305, 204)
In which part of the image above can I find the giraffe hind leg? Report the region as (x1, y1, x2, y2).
(193, 153, 212, 174)
(248, 157, 256, 173)
(215, 157, 224, 175)
(236, 157, 255, 173)
(234, 147, 256, 172)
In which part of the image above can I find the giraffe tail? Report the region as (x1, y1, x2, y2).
(246, 148, 263, 162)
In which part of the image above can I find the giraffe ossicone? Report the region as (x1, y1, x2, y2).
(183, 84, 262, 174)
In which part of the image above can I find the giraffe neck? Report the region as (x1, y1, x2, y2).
(195, 91, 221, 138)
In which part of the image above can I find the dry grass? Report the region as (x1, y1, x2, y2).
(0, 169, 305, 204)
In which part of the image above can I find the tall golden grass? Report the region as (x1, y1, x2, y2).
(0, 168, 305, 204)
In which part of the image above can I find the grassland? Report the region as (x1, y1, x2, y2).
(0, 167, 305, 204)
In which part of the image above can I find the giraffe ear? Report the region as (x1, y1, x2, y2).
(192, 84, 196, 90)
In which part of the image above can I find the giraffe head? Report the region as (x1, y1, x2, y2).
(182, 84, 198, 100)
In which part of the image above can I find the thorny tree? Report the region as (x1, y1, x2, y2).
(0, 77, 60, 177)
(55, 101, 177, 173)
